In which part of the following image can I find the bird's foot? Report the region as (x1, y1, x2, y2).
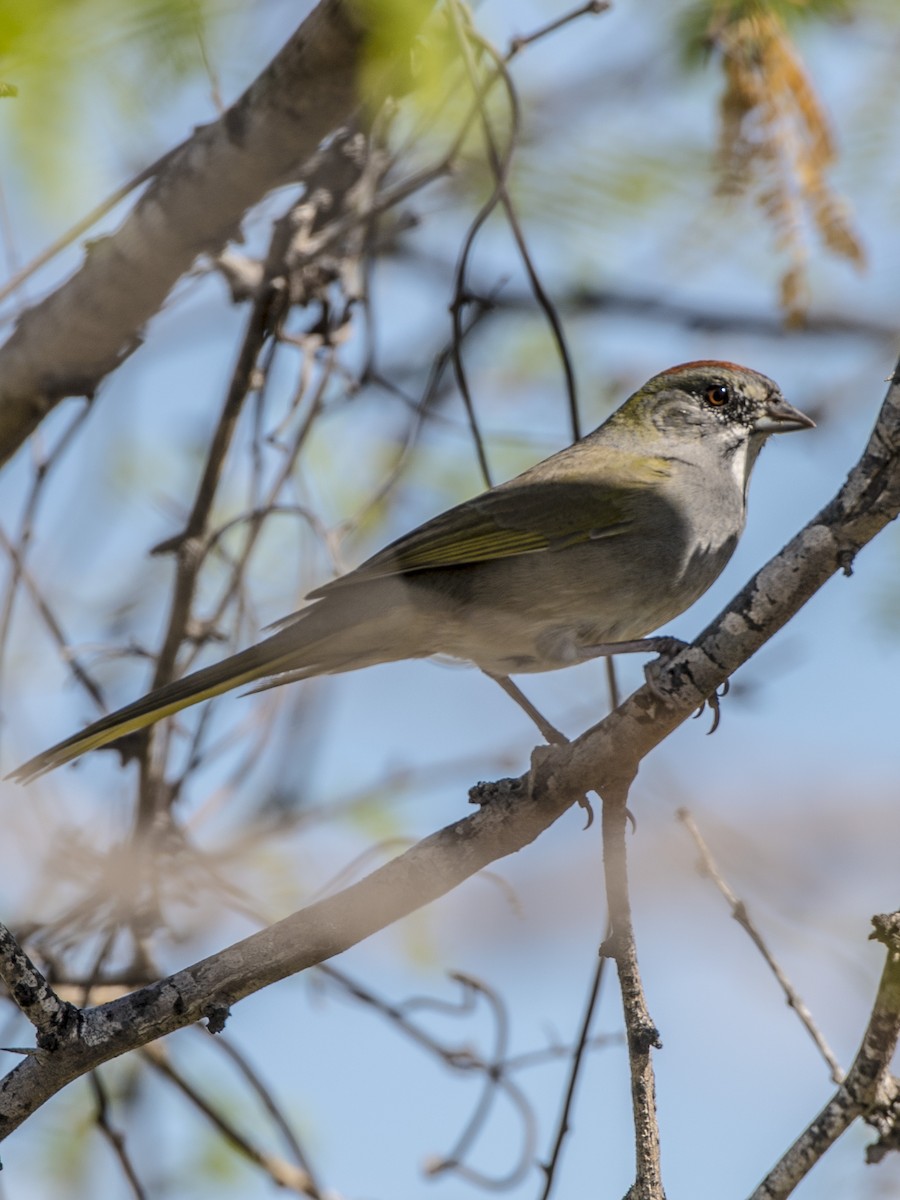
(641, 638, 689, 703)
(643, 641, 730, 733)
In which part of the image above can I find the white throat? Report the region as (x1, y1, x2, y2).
(731, 434, 764, 498)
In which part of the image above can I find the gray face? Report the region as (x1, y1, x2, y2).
(641, 361, 812, 439)
(645, 364, 779, 439)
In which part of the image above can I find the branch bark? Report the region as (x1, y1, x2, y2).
(601, 788, 665, 1200)
(1, 363, 898, 1143)
(0, 0, 430, 467)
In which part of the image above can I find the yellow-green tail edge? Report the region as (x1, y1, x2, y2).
(8, 637, 303, 783)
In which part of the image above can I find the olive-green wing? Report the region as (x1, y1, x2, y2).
(308, 477, 643, 597)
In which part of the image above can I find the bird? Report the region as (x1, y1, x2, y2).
(10, 360, 813, 783)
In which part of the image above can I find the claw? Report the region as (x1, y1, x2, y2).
(642, 644, 730, 733)
(578, 794, 595, 830)
(707, 678, 730, 734)
(693, 679, 730, 734)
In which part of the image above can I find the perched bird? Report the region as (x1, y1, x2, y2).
(11, 360, 813, 783)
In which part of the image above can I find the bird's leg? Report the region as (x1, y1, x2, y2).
(485, 672, 568, 746)
(485, 672, 595, 829)
(580, 635, 689, 662)
(579, 636, 689, 702)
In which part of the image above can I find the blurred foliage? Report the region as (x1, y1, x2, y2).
(379, 0, 518, 194)
(0, 0, 227, 204)
(701, 0, 864, 319)
(679, 0, 858, 63)
(355, 0, 443, 107)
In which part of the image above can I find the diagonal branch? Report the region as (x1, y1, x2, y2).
(0, 361, 899, 1141)
(0, 0, 433, 467)
(677, 807, 844, 1083)
(0, 922, 78, 1049)
(749, 912, 900, 1200)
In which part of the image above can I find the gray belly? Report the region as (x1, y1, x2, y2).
(406, 522, 740, 675)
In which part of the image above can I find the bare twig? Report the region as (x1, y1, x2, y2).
(470, 28, 582, 442)
(446, 0, 586, 485)
(0, 402, 97, 707)
(138, 138, 371, 823)
(507, 0, 611, 57)
(321, 966, 536, 1190)
(540, 921, 611, 1199)
(601, 786, 665, 1200)
(210, 1034, 325, 1198)
(749, 912, 900, 1200)
(90, 1071, 148, 1200)
(142, 1043, 320, 1196)
(423, 974, 537, 1189)
(0, 524, 107, 716)
(677, 807, 844, 1083)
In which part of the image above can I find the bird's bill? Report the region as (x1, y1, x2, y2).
(753, 396, 816, 435)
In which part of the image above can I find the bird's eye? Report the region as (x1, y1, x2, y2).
(705, 384, 730, 407)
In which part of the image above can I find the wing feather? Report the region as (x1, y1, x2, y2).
(308, 474, 653, 598)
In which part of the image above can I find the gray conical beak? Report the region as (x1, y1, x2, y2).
(753, 395, 816, 435)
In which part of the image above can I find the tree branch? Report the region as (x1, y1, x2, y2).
(601, 787, 664, 1200)
(0, 922, 78, 1050)
(1, 360, 898, 1142)
(0, 0, 431, 467)
(749, 912, 900, 1200)
(677, 807, 844, 1083)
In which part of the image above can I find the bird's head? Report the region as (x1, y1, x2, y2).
(608, 360, 814, 490)
(620, 360, 814, 440)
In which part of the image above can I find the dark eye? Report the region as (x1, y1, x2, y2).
(705, 384, 730, 407)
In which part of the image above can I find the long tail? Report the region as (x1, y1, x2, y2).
(8, 625, 317, 784)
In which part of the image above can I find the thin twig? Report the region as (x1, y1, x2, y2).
(142, 1043, 320, 1196)
(470, 29, 582, 442)
(0, 525, 107, 715)
(446, 0, 521, 487)
(204, 1034, 325, 1199)
(321, 966, 537, 1189)
(540, 920, 611, 1200)
(677, 807, 844, 1084)
(0, 403, 99, 714)
(90, 1071, 148, 1200)
(749, 912, 900, 1200)
(345, 290, 497, 538)
(507, 0, 611, 57)
(134, 209, 298, 826)
(601, 785, 665, 1199)
(447, 3, 585, 462)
